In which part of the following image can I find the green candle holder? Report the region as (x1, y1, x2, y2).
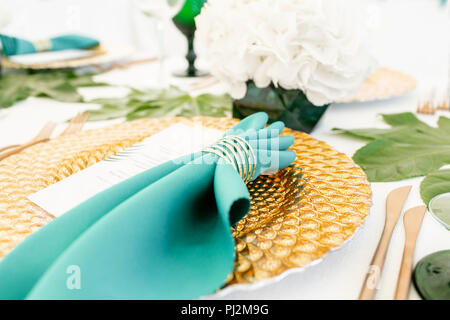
(233, 82, 329, 133)
(172, 0, 208, 77)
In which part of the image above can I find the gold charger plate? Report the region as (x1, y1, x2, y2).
(2, 44, 134, 70)
(0, 117, 372, 287)
(338, 67, 416, 103)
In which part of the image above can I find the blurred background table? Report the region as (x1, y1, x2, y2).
(0, 0, 449, 299)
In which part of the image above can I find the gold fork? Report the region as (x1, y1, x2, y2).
(0, 122, 56, 154)
(436, 86, 450, 111)
(0, 122, 57, 161)
(416, 85, 437, 115)
(0, 112, 89, 161)
(60, 111, 90, 136)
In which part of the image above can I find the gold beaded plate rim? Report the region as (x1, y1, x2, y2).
(337, 67, 416, 103)
(0, 117, 372, 293)
(2, 44, 135, 70)
(214, 212, 370, 297)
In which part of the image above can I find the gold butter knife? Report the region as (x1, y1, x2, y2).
(359, 185, 412, 300)
(394, 205, 427, 300)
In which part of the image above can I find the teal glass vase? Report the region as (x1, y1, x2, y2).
(172, 0, 207, 77)
(233, 82, 329, 133)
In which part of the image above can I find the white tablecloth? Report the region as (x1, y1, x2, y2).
(0, 0, 449, 300)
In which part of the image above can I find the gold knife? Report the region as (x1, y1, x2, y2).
(394, 205, 427, 300)
(359, 185, 412, 300)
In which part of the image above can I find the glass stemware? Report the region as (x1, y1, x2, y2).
(136, 0, 185, 84)
(172, 0, 207, 77)
(138, 0, 185, 53)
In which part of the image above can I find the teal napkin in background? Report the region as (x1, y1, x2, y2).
(0, 113, 296, 299)
(0, 34, 99, 56)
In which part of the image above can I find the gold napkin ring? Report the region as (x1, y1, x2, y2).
(203, 136, 257, 183)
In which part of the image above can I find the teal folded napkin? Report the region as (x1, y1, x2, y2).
(0, 34, 99, 56)
(0, 113, 296, 300)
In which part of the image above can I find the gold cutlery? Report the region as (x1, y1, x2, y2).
(190, 75, 220, 91)
(436, 90, 450, 111)
(60, 112, 90, 136)
(436, 99, 450, 111)
(359, 185, 412, 300)
(416, 101, 435, 115)
(0, 112, 89, 162)
(0, 122, 57, 161)
(0, 120, 59, 153)
(417, 85, 449, 114)
(394, 205, 427, 300)
(416, 86, 436, 115)
(0, 143, 21, 153)
(95, 57, 158, 73)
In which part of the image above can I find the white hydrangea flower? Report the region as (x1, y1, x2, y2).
(195, 0, 377, 106)
(0, 0, 12, 31)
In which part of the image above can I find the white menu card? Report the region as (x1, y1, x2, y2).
(28, 123, 223, 217)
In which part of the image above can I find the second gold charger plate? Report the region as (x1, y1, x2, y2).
(1, 44, 134, 70)
(337, 67, 416, 103)
(0, 117, 372, 290)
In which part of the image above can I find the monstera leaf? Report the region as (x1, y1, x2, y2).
(420, 169, 450, 205)
(0, 70, 104, 108)
(334, 112, 450, 182)
(87, 86, 232, 121)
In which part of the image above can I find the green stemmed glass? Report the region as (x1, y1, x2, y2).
(172, 0, 208, 77)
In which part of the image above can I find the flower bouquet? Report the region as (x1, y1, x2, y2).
(196, 0, 376, 132)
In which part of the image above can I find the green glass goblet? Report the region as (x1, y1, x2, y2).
(172, 0, 208, 77)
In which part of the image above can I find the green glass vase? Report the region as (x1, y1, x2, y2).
(233, 82, 329, 133)
(172, 0, 207, 77)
